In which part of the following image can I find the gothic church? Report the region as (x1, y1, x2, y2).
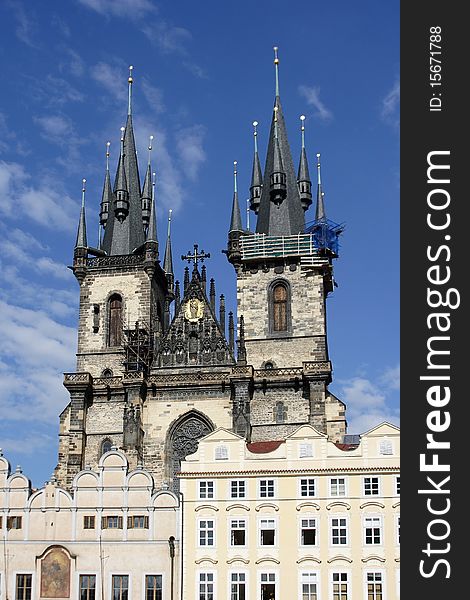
(55, 55, 346, 493)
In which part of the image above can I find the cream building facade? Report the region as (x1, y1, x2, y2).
(179, 422, 400, 600)
(0, 449, 179, 600)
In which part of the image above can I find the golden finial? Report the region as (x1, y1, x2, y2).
(316, 153, 322, 185)
(167, 208, 172, 237)
(81, 178, 86, 206)
(148, 135, 154, 164)
(106, 141, 111, 170)
(300, 115, 306, 149)
(233, 160, 238, 193)
(273, 46, 280, 96)
(128, 65, 134, 115)
(253, 120, 259, 154)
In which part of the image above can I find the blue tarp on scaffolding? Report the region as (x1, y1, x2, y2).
(305, 218, 344, 255)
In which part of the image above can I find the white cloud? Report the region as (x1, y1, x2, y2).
(78, 0, 156, 19)
(0, 300, 76, 423)
(337, 368, 400, 435)
(34, 114, 75, 143)
(0, 161, 78, 231)
(176, 125, 206, 181)
(379, 364, 400, 390)
(382, 80, 400, 126)
(6, 0, 38, 48)
(91, 61, 128, 105)
(141, 78, 165, 114)
(298, 85, 333, 122)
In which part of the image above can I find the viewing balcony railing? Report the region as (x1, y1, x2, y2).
(240, 233, 320, 261)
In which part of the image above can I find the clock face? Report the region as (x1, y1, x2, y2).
(183, 297, 204, 322)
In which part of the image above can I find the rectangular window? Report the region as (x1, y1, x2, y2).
(332, 572, 349, 600)
(230, 519, 246, 546)
(199, 520, 215, 546)
(83, 516, 95, 529)
(102, 516, 123, 529)
(301, 518, 317, 546)
(7, 516, 23, 530)
(299, 443, 313, 458)
(260, 519, 276, 546)
(300, 478, 316, 497)
(330, 477, 346, 497)
(15, 574, 32, 600)
(199, 572, 214, 600)
(199, 481, 214, 500)
(396, 476, 400, 495)
(364, 517, 382, 545)
(259, 479, 275, 498)
(260, 573, 276, 600)
(145, 575, 162, 600)
(79, 575, 96, 600)
(331, 518, 348, 545)
(230, 572, 246, 600)
(364, 477, 380, 496)
(301, 572, 318, 600)
(127, 515, 149, 529)
(366, 572, 383, 600)
(112, 575, 128, 600)
(231, 480, 246, 499)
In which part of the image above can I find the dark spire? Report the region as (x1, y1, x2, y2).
(237, 315, 247, 365)
(209, 278, 216, 313)
(141, 136, 154, 230)
(163, 209, 174, 275)
(114, 127, 129, 223)
(269, 107, 287, 206)
(255, 48, 305, 236)
(315, 153, 326, 220)
(183, 266, 190, 293)
(99, 142, 113, 229)
(174, 280, 181, 314)
(249, 121, 263, 214)
(219, 294, 226, 333)
(102, 67, 145, 256)
(146, 172, 157, 243)
(229, 161, 243, 232)
(75, 179, 88, 249)
(297, 115, 313, 211)
(201, 264, 207, 292)
(228, 311, 235, 354)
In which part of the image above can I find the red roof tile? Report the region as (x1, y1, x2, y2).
(246, 440, 285, 454)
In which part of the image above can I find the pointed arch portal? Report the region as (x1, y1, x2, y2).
(167, 411, 214, 492)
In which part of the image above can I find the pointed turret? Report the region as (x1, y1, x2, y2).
(143, 171, 159, 278)
(141, 136, 154, 229)
(146, 172, 158, 244)
(249, 121, 263, 214)
(102, 67, 145, 256)
(297, 115, 313, 211)
(255, 47, 305, 236)
(269, 106, 287, 206)
(229, 161, 243, 232)
(73, 179, 88, 283)
(226, 161, 244, 267)
(75, 179, 88, 249)
(99, 142, 113, 230)
(114, 127, 129, 223)
(163, 210, 175, 295)
(315, 153, 326, 220)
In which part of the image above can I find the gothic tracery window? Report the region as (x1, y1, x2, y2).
(274, 401, 287, 423)
(101, 439, 113, 456)
(108, 294, 122, 347)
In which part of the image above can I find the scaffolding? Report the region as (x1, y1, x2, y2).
(121, 320, 153, 375)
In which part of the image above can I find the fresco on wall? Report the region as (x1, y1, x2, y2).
(40, 547, 71, 598)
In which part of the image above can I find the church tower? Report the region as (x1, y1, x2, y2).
(56, 68, 236, 490)
(226, 48, 346, 442)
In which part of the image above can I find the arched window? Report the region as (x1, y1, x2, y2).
(274, 401, 287, 423)
(101, 439, 113, 456)
(272, 283, 288, 332)
(108, 294, 122, 347)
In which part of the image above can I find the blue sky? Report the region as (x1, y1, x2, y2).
(0, 0, 399, 486)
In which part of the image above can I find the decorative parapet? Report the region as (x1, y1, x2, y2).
(86, 254, 145, 269)
(93, 376, 123, 387)
(254, 367, 303, 379)
(63, 372, 92, 386)
(231, 365, 253, 378)
(303, 361, 331, 375)
(148, 371, 231, 387)
(122, 371, 145, 383)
